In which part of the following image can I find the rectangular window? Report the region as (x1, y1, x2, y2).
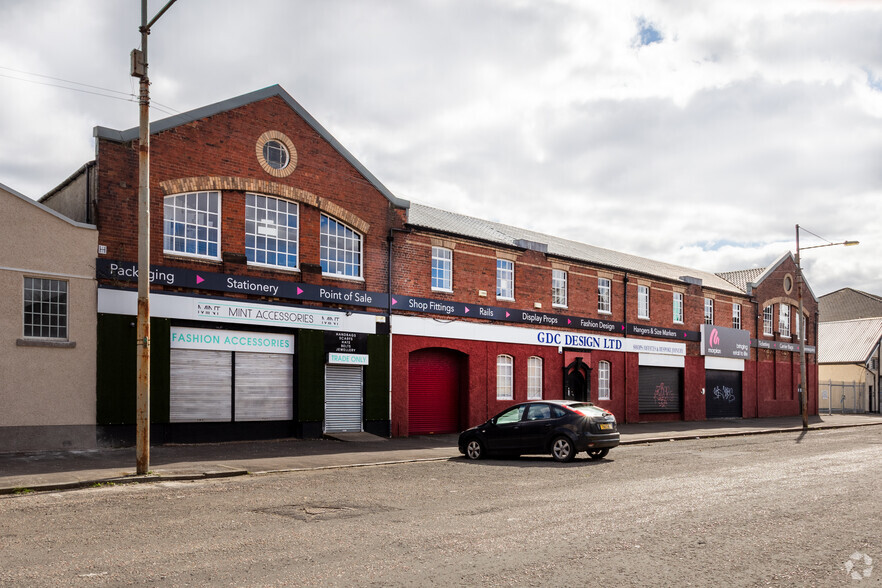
(637, 285, 650, 319)
(497, 355, 513, 400)
(598, 278, 611, 314)
(732, 303, 741, 330)
(245, 193, 298, 269)
(704, 298, 714, 325)
(598, 361, 611, 400)
(552, 269, 567, 308)
(320, 214, 362, 278)
(431, 246, 453, 291)
(780, 303, 791, 337)
(527, 357, 543, 400)
(23, 277, 68, 339)
(496, 259, 514, 300)
(673, 292, 684, 324)
(763, 305, 774, 336)
(163, 191, 221, 259)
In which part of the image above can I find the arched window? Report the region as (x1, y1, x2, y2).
(320, 214, 362, 278)
(598, 361, 611, 400)
(496, 355, 513, 400)
(527, 356, 543, 400)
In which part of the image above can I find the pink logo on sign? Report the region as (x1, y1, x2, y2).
(464, 306, 470, 313)
(196, 275, 204, 285)
(297, 287, 304, 295)
(710, 328, 721, 347)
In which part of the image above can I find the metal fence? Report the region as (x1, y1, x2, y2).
(819, 380, 866, 414)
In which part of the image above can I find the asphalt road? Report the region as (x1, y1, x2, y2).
(1, 427, 880, 587)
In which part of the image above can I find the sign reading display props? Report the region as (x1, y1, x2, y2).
(701, 324, 750, 359)
(170, 327, 296, 354)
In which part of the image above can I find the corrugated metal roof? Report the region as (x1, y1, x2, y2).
(407, 203, 744, 294)
(818, 318, 882, 364)
(819, 288, 882, 322)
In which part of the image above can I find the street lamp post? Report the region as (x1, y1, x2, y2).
(795, 224, 858, 431)
(130, 0, 178, 475)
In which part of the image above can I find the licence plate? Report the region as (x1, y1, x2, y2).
(599, 423, 613, 430)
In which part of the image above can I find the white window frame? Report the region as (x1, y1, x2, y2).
(23, 277, 68, 340)
(637, 285, 650, 319)
(163, 191, 221, 260)
(704, 298, 714, 325)
(320, 214, 363, 280)
(598, 278, 611, 314)
(673, 292, 684, 324)
(598, 361, 611, 400)
(552, 269, 567, 308)
(527, 356, 543, 400)
(497, 355, 514, 400)
(245, 193, 299, 270)
(431, 246, 453, 292)
(732, 303, 741, 330)
(779, 303, 791, 337)
(496, 259, 514, 300)
(763, 305, 774, 336)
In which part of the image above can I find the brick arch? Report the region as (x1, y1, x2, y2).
(760, 296, 802, 313)
(158, 176, 371, 234)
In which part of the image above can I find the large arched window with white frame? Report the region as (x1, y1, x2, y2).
(496, 355, 514, 400)
(527, 356, 543, 400)
(245, 193, 298, 270)
(320, 214, 362, 279)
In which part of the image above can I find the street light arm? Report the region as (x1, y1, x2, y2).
(799, 240, 859, 251)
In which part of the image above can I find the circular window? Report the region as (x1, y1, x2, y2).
(783, 274, 793, 294)
(256, 131, 297, 177)
(263, 140, 289, 170)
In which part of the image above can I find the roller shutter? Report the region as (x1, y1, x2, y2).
(170, 349, 232, 422)
(638, 366, 682, 414)
(235, 352, 294, 421)
(324, 365, 363, 433)
(705, 369, 743, 419)
(408, 350, 460, 434)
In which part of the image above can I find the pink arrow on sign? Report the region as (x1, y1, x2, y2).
(196, 275, 204, 285)
(296, 287, 303, 295)
(505, 312, 510, 318)
(464, 306, 470, 313)
(392, 297, 398, 306)
(568, 319, 572, 325)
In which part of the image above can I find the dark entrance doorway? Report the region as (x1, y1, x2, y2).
(408, 348, 464, 434)
(563, 357, 590, 402)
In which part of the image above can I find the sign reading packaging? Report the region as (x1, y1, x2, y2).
(701, 324, 750, 359)
(170, 327, 296, 354)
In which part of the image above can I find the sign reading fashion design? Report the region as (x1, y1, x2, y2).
(700, 324, 750, 359)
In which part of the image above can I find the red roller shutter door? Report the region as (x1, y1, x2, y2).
(408, 350, 460, 434)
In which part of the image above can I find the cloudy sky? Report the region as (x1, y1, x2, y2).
(2, 0, 880, 296)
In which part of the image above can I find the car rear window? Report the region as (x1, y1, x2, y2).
(568, 403, 606, 417)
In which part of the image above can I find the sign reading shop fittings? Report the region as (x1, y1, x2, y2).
(701, 324, 751, 359)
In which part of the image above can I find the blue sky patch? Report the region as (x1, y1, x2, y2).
(636, 17, 663, 46)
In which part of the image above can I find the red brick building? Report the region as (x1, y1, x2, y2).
(40, 85, 818, 443)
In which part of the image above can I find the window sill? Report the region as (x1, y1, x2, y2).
(163, 251, 223, 264)
(322, 273, 365, 284)
(552, 304, 568, 310)
(432, 288, 454, 294)
(17, 338, 76, 349)
(637, 315, 650, 321)
(248, 262, 301, 274)
(598, 310, 612, 316)
(496, 297, 515, 302)
(673, 320, 684, 325)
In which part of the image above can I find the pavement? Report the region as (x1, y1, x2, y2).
(2, 413, 882, 495)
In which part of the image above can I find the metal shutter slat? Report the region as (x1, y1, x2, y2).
(235, 352, 294, 421)
(170, 349, 232, 422)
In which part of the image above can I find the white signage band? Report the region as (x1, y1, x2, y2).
(98, 288, 378, 334)
(392, 315, 686, 356)
(171, 327, 296, 354)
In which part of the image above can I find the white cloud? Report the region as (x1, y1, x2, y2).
(0, 0, 879, 296)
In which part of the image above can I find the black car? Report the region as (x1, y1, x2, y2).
(458, 400, 620, 462)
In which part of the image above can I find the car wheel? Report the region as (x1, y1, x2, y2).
(465, 438, 484, 460)
(587, 448, 609, 460)
(551, 436, 575, 462)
